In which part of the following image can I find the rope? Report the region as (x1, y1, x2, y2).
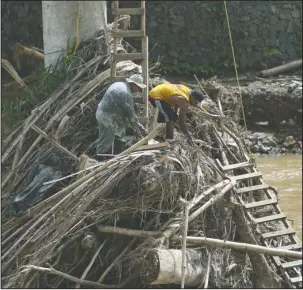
(73, 0, 81, 55)
(223, 1, 255, 161)
(223, 1, 247, 131)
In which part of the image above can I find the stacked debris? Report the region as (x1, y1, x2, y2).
(2, 19, 296, 290)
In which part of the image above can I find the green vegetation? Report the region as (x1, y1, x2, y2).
(263, 49, 281, 58)
(1, 53, 82, 131)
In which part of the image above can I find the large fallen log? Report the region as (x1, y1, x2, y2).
(259, 59, 302, 78)
(140, 249, 205, 286)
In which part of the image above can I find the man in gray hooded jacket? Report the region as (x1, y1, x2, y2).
(96, 74, 148, 154)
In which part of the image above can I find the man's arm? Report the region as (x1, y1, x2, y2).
(171, 96, 194, 144)
(120, 97, 147, 136)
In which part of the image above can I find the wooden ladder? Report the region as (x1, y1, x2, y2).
(216, 156, 302, 288)
(110, 1, 149, 129)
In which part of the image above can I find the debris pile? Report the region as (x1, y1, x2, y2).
(1, 18, 292, 289)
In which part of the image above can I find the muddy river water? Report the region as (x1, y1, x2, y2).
(256, 155, 302, 241)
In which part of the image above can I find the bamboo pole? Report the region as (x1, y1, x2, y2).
(172, 236, 302, 259)
(157, 180, 235, 245)
(2, 125, 163, 264)
(204, 252, 212, 289)
(1, 58, 27, 89)
(1, 56, 102, 165)
(180, 199, 189, 289)
(75, 239, 108, 288)
(21, 265, 116, 288)
(189, 180, 236, 222)
(97, 224, 160, 238)
(188, 179, 230, 211)
(15, 43, 44, 61)
(31, 124, 78, 161)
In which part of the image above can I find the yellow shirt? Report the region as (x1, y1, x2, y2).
(149, 84, 191, 106)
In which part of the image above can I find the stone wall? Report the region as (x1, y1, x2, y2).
(115, 0, 302, 75)
(1, 1, 302, 76)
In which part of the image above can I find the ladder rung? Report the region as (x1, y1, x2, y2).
(112, 30, 145, 38)
(221, 162, 253, 171)
(290, 276, 302, 283)
(110, 76, 126, 82)
(244, 198, 277, 209)
(112, 53, 144, 61)
(237, 184, 269, 194)
(281, 260, 302, 269)
(262, 228, 296, 239)
(253, 213, 286, 224)
(230, 172, 262, 181)
(112, 8, 145, 15)
(281, 244, 302, 251)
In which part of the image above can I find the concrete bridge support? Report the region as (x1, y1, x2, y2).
(42, 1, 107, 68)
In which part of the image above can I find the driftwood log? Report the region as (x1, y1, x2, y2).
(259, 59, 302, 78)
(140, 249, 205, 286)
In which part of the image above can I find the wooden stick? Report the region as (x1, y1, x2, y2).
(1, 58, 27, 88)
(152, 107, 159, 130)
(98, 237, 136, 283)
(31, 124, 78, 161)
(180, 199, 189, 289)
(75, 239, 108, 288)
(96, 142, 169, 156)
(188, 179, 230, 211)
(193, 74, 209, 98)
(54, 115, 70, 139)
(220, 124, 246, 158)
(11, 116, 31, 171)
(172, 236, 302, 259)
(1, 56, 103, 184)
(212, 125, 240, 164)
(43, 149, 157, 187)
(2, 124, 22, 150)
(77, 154, 89, 179)
(2, 127, 163, 261)
(157, 180, 234, 246)
(22, 265, 116, 288)
(189, 180, 236, 222)
(15, 43, 44, 61)
(204, 252, 212, 289)
(97, 225, 160, 238)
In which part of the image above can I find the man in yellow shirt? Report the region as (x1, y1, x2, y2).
(149, 83, 204, 144)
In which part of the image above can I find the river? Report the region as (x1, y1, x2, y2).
(256, 155, 302, 241)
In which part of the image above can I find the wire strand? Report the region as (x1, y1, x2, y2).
(223, 1, 247, 131)
(73, 1, 81, 55)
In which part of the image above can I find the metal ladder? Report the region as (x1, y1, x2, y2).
(110, 1, 149, 129)
(216, 156, 302, 288)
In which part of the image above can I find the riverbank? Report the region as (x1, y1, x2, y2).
(165, 73, 302, 156)
(2, 72, 302, 156)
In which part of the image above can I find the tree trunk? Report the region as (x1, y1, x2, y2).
(259, 59, 302, 78)
(42, 1, 107, 68)
(140, 249, 205, 286)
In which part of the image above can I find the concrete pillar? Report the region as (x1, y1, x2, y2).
(42, 1, 107, 68)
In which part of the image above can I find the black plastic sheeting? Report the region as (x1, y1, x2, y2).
(10, 153, 72, 217)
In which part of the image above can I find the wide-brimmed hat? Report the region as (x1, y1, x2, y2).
(125, 74, 146, 89)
